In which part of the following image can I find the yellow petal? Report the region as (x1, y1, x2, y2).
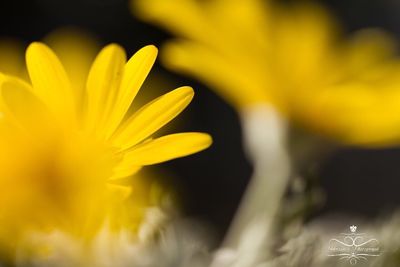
(121, 132, 212, 165)
(85, 44, 126, 136)
(26, 42, 75, 121)
(106, 184, 132, 200)
(133, 0, 213, 43)
(307, 81, 400, 146)
(44, 28, 100, 109)
(103, 45, 158, 139)
(110, 165, 142, 180)
(162, 41, 271, 108)
(0, 72, 6, 85)
(111, 86, 194, 150)
(342, 29, 397, 78)
(0, 77, 50, 130)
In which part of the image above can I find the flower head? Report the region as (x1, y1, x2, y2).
(0, 40, 211, 256)
(133, 0, 400, 146)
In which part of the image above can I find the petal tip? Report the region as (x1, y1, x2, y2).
(26, 42, 51, 57)
(27, 42, 47, 50)
(200, 133, 213, 148)
(103, 43, 125, 54)
(177, 86, 194, 97)
(144, 44, 158, 53)
(137, 44, 158, 60)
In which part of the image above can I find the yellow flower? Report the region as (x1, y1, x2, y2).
(0, 39, 211, 255)
(133, 0, 400, 146)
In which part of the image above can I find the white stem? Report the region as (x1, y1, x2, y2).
(211, 105, 291, 267)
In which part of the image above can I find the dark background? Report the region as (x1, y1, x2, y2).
(1, 0, 400, 241)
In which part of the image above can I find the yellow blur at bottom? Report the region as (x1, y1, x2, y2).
(0, 120, 161, 258)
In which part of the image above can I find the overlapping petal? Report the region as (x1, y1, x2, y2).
(103, 45, 158, 139)
(26, 43, 76, 122)
(111, 86, 195, 150)
(85, 44, 126, 136)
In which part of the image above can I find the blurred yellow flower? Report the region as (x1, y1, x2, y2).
(133, 0, 400, 146)
(0, 37, 211, 257)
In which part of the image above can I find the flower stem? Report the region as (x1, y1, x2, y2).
(212, 105, 291, 267)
